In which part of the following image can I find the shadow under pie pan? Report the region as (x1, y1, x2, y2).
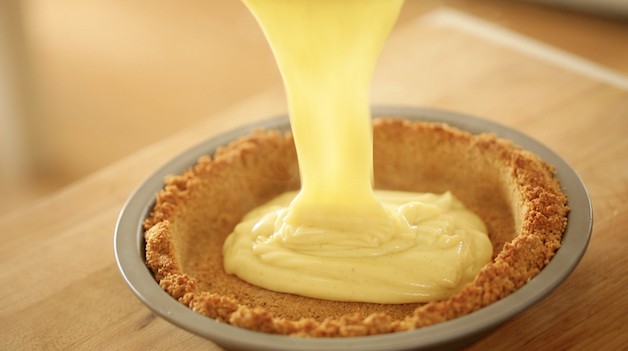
(114, 106, 592, 351)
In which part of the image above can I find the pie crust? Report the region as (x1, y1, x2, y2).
(143, 118, 568, 337)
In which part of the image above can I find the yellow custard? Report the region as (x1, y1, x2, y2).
(224, 190, 492, 303)
(223, 0, 493, 303)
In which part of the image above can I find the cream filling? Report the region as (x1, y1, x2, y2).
(224, 190, 492, 303)
(222, 0, 493, 304)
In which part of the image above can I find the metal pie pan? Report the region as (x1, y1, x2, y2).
(115, 106, 592, 351)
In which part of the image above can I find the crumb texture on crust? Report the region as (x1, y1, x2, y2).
(143, 118, 569, 337)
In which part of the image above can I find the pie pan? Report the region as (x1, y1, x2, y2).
(115, 106, 592, 351)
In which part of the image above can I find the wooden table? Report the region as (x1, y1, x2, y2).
(1, 8, 626, 350)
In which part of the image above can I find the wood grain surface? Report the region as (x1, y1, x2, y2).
(1, 8, 626, 351)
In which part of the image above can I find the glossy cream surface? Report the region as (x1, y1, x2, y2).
(224, 190, 492, 303)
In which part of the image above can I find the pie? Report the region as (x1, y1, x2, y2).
(143, 117, 568, 337)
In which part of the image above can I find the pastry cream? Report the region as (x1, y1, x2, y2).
(223, 0, 493, 303)
(224, 190, 492, 303)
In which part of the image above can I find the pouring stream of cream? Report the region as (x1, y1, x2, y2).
(223, 0, 493, 303)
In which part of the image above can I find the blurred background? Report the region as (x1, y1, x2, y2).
(1, 0, 628, 216)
